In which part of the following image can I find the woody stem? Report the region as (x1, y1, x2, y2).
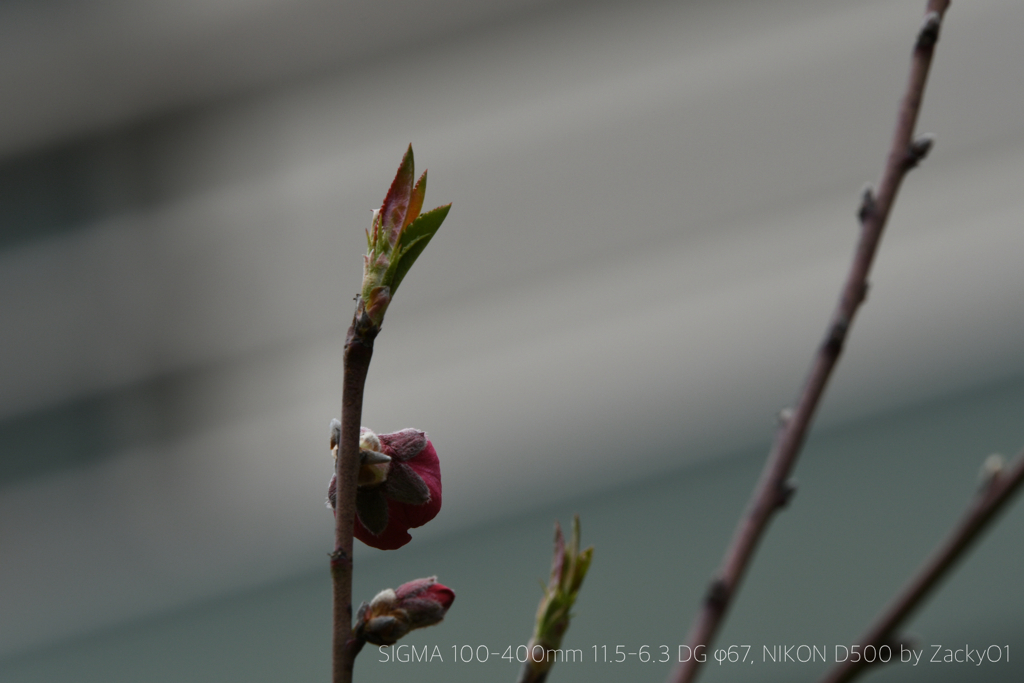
(332, 311, 377, 683)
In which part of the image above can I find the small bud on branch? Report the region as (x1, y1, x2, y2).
(355, 577, 455, 646)
(518, 516, 593, 683)
(360, 144, 451, 328)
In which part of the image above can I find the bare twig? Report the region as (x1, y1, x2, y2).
(667, 3, 951, 682)
(332, 311, 378, 683)
(819, 450, 1024, 683)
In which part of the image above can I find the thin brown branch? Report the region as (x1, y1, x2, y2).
(517, 664, 550, 683)
(667, 3, 951, 682)
(818, 449, 1024, 683)
(332, 308, 378, 683)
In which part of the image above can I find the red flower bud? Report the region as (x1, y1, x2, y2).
(355, 576, 455, 646)
(327, 423, 442, 550)
(355, 430, 442, 549)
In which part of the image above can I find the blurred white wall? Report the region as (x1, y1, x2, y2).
(1, 0, 1023, 675)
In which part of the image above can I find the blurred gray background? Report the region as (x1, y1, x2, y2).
(1, 0, 1022, 681)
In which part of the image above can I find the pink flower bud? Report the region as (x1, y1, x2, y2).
(355, 576, 455, 646)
